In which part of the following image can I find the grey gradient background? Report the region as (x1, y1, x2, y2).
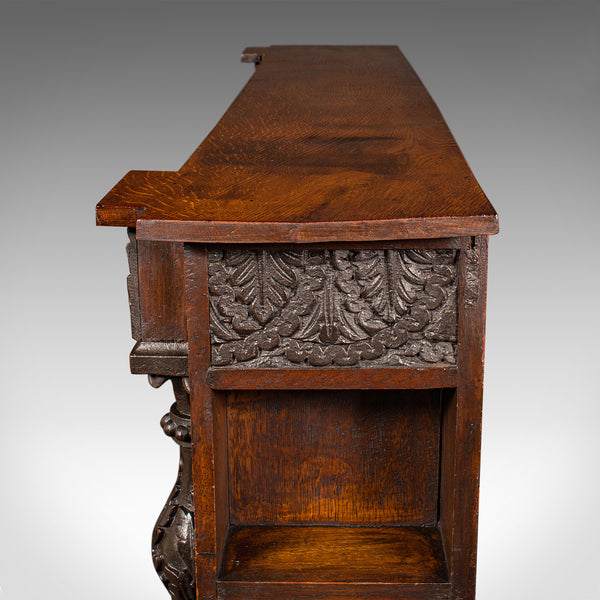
(1, 1, 599, 599)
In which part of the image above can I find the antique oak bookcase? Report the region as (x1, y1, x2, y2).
(96, 46, 498, 600)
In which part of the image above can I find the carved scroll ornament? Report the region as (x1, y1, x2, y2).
(209, 248, 458, 368)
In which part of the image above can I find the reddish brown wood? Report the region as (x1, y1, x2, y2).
(439, 387, 457, 573)
(207, 367, 456, 390)
(218, 525, 449, 588)
(184, 244, 218, 600)
(439, 236, 488, 600)
(195, 554, 217, 600)
(217, 582, 450, 600)
(227, 390, 441, 525)
(206, 238, 463, 251)
(96, 46, 497, 243)
(135, 215, 497, 244)
(212, 390, 229, 571)
(97, 46, 497, 600)
(138, 240, 186, 341)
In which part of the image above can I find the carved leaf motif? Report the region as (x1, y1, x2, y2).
(226, 249, 301, 325)
(208, 248, 458, 367)
(294, 250, 367, 344)
(152, 495, 195, 600)
(354, 250, 413, 324)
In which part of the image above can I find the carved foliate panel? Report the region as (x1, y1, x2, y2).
(208, 248, 458, 368)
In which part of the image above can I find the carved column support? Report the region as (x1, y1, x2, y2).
(148, 375, 196, 600)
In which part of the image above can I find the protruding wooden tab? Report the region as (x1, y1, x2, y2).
(240, 47, 264, 64)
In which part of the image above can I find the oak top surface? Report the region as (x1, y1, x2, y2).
(96, 45, 498, 243)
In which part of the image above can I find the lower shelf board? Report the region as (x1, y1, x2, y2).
(207, 367, 457, 390)
(217, 524, 450, 600)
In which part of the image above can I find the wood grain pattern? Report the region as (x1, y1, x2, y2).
(227, 390, 441, 525)
(202, 238, 463, 251)
(138, 240, 186, 341)
(219, 525, 449, 583)
(439, 236, 488, 600)
(184, 244, 218, 600)
(96, 46, 498, 242)
(135, 215, 497, 244)
(97, 46, 497, 600)
(212, 389, 229, 573)
(217, 582, 451, 600)
(207, 367, 456, 390)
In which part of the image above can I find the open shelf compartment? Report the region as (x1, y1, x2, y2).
(217, 524, 450, 599)
(209, 387, 456, 600)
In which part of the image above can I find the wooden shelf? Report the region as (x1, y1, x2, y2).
(97, 44, 496, 600)
(207, 367, 457, 390)
(217, 525, 450, 600)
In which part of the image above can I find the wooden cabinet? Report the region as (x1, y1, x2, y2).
(97, 45, 498, 600)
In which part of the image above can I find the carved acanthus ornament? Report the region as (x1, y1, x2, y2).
(149, 376, 195, 600)
(208, 248, 458, 368)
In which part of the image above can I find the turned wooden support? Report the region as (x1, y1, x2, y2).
(149, 375, 196, 600)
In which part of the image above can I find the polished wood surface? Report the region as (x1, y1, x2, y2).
(138, 240, 186, 341)
(227, 390, 441, 525)
(207, 367, 456, 389)
(96, 46, 497, 242)
(184, 245, 219, 599)
(97, 46, 496, 600)
(439, 236, 489, 598)
(219, 525, 448, 583)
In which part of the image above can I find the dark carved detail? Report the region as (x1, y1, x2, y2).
(209, 248, 458, 367)
(131, 341, 189, 377)
(149, 376, 195, 600)
(464, 241, 480, 308)
(126, 228, 142, 341)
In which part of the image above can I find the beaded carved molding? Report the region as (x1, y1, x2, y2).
(208, 248, 458, 368)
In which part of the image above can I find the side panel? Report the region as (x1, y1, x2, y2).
(185, 243, 223, 600)
(439, 236, 489, 600)
(138, 239, 187, 341)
